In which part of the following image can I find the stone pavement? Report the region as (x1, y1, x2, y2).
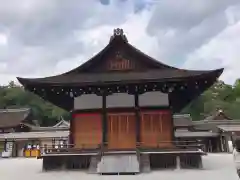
(0, 153, 238, 180)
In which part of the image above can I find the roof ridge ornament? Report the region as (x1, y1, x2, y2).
(110, 28, 128, 42)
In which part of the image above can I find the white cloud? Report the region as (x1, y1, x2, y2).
(0, 0, 240, 85)
(184, 21, 240, 84)
(0, 33, 8, 46)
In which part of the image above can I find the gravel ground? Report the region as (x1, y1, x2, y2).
(0, 153, 238, 180)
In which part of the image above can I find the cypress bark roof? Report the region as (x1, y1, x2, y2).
(17, 68, 223, 86)
(17, 28, 223, 87)
(16, 28, 224, 112)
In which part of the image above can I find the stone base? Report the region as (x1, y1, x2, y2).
(42, 155, 91, 171)
(179, 154, 203, 169)
(142, 153, 203, 170)
(41, 151, 203, 173)
(97, 153, 139, 174)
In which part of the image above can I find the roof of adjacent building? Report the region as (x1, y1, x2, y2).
(217, 125, 240, 132)
(175, 130, 219, 138)
(173, 114, 193, 127)
(29, 126, 69, 132)
(204, 109, 232, 121)
(53, 119, 70, 128)
(0, 131, 69, 140)
(0, 108, 31, 128)
(192, 119, 240, 132)
(29, 118, 70, 132)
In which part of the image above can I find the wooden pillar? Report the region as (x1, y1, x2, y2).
(102, 92, 107, 146)
(69, 111, 74, 147)
(4, 139, 7, 152)
(169, 108, 175, 144)
(134, 93, 141, 144)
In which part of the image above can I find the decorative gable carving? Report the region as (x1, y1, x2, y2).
(107, 52, 135, 71)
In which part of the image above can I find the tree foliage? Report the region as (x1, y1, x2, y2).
(0, 81, 69, 126)
(183, 79, 240, 120)
(1, 79, 240, 126)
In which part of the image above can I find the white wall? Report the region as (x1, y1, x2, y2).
(74, 91, 169, 109)
(139, 92, 169, 107)
(74, 94, 102, 109)
(106, 93, 134, 108)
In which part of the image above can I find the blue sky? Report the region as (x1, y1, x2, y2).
(0, 0, 240, 85)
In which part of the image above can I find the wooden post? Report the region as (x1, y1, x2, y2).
(69, 110, 74, 147)
(102, 91, 107, 147)
(134, 93, 141, 145)
(4, 139, 7, 152)
(169, 108, 175, 145)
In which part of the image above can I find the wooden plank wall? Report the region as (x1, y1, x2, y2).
(140, 110, 173, 148)
(72, 113, 102, 149)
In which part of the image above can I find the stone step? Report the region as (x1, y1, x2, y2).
(139, 154, 151, 173)
(88, 156, 100, 174)
(97, 153, 140, 174)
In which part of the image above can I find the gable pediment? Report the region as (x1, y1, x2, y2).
(87, 50, 159, 73)
(105, 52, 135, 71)
(63, 29, 176, 74)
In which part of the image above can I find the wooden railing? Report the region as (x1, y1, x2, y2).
(40, 140, 204, 156)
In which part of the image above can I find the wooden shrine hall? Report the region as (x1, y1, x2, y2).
(17, 28, 223, 174)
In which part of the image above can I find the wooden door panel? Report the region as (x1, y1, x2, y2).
(108, 115, 118, 149)
(140, 111, 172, 148)
(72, 113, 102, 149)
(107, 113, 136, 149)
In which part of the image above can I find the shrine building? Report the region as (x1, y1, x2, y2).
(17, 28, 223, 174)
